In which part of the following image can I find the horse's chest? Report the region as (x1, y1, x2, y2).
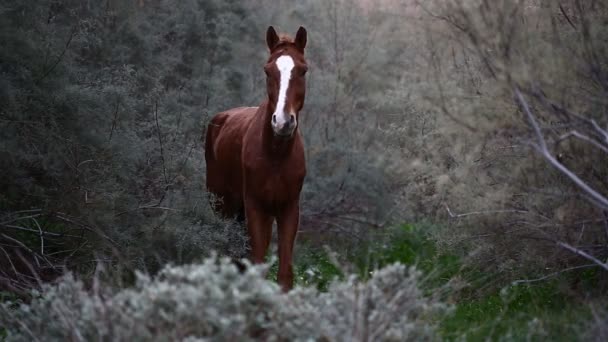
(244, 161, 304, 207)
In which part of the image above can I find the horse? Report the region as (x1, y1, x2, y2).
(204, 26, 308, 291)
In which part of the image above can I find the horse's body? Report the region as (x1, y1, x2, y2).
(205, 27, 308, 291)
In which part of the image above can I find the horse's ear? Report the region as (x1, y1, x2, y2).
(294, 26, 307, 52)
(266, 26, 279, 51)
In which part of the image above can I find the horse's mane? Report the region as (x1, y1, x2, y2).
(269, 34, 295, 52)
(278, 34, 294, 43)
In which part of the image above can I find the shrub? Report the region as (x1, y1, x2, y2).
(392, 0, 608, 289)
(0, 255, 445, 341)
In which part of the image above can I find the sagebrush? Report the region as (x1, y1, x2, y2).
(1, 255, 445, 341)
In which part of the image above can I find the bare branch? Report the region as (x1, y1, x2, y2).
(1, 224, 64, 237)
(515, 88, 608, 209)
(154, 100, 169, 186)
(32, 218, 44, 255)
(0, 213, 43, 226)
(557, 241, 608, 271)
(0, 234, 56, 270)
(114, 204, 180, 217)
(603, 211, 608, 244)
(511, 264, 597, 285)
(556, 130, 608, 154)
(446, 204, 529, 218)
(559, 4, 577, 29)
(0, 246, 18, 275)
(531, 90, 608, 143)
(35, 26, 77, 84)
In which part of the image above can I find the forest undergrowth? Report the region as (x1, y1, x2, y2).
(1, 0, 607, 340)
(1, 223, 599, 341)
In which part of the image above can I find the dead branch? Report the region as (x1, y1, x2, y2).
(511, 263, 597, 285)
(557, 241, 608, 271)
(556, 130, 608, 154)
(515, 87, 608, 209)
(445, 204, 529, 218)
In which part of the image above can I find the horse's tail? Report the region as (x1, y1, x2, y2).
(204, 123, 216, 161)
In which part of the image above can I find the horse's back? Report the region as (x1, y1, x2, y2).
(204, 106, 258, 217)
(205, 107, 257, 159)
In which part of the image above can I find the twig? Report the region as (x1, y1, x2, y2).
(445, 204, 529, 218)
(53, 213, 118, 246)
(0, 233, 56, 270)
(32, 218, 44, 255)
(559, 4, 577, 29)
(556, 130, 608, 154)
(169, 140, 196, 186)
(35, 26, 77, 84)
(0, 213, 43, 226)
(154, 100, 169, 186)
(0, 246, 18, 275)
(531, 90, 608, 143)
(1, 223, 65, 237)
(425, 25, 479, 132)
(114, 205, 180, 217)
(306, 218, 364, 241)
(515, 87, 608, 209)
(511, 264, 597, 285)
(556, 241, 608, 271)
(108, 99, 121, 141)
(603, 211, 608, 245)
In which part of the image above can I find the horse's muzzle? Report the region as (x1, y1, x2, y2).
(272, 113, 297, 137)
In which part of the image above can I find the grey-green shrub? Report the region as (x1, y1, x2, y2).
(383, 0, 608, 286)
(0, 0, 408, 287)
(0, 255, 445, 341)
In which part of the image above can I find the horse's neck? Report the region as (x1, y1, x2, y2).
(258, 101, 298, 159)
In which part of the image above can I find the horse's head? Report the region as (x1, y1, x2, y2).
(264, 26, 307, 137)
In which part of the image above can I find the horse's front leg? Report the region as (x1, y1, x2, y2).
(276, 200, 299, 291)
(244, 196, 273, 264)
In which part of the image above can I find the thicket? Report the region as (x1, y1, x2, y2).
(0, 0, 259, 292)
(0, 255, 445, 341)
(404, 0, 608, 290)
(0, 0, 403, 291)
(1, 0, 608, 339)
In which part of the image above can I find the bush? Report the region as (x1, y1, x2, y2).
(389, 0, 608, 289)
(0, 255, 445, 341)
(0, 0, 408, 293)
(588, 305, 608, 342)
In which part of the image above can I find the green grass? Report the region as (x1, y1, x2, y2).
(440, 282, 587, 341)
(355, 223, 462, 290)
(291, 223, 592, 341)
(267, 247, 343, 291)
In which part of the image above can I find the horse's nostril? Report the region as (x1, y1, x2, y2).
(289, 115, 295, 124)
(272, 115, 277, 124)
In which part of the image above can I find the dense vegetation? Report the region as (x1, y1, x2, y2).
(1, 0, 607, 340)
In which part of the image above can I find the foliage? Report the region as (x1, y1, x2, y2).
(0, 255, 445, 341)
(587, 305, 608, 342)
(2, 0, 608, 339)
(267, 246, 343, 291)
(390, 0, 608, 288)
(0, 0, 407, 293)
(440, 282, 588, 341)
(0, 0, 258, 291)
(311, 222, 594, 341)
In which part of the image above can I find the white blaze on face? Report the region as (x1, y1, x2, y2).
(272, 55, 295, 133)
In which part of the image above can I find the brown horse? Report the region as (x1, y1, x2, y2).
(205, 26, 308, 291)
